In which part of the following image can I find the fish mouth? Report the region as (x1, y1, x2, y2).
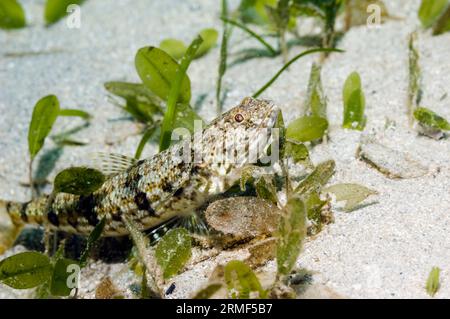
(244, 100, 282, 165)
(267, 104, 281, 130)
(261, 100, 282, 143)
(257, 100, 281, 131)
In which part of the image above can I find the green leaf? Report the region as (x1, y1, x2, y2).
(305, 191, 327, 234)
(134, 126, 158, 160)
(159, 29, 217, 61)
(50, 123, 89, 147)
(221, 17, 277, 55)
(255, 176, 278, 204)
(291, 2, 325, 19)
(240, 166, 257, 191)
(310, 0, 342, 49)
(286, 116, 328, 142)
(343, 71, 361, 105)
(140, 268, 151, 299)
(79, 218, 106, 267)
(105, 81, 201, 131)
(237, 0, 277, 25)
(276, 196, 307, 276)
(155, 228, 192, 279)
(0, 252, 52, 289)
(224, 260, 266, 299)
(408, 32, 421, 123)
(45, 0, 84, 25)
(122, 217, 150, 265)
(51, 240, 66, 264)
(125, 100, 159, 124)
(216, 0, 230, 113)
(104, 81, 163, 123)
(414, 107, 450, 131)
(266, 0, 290, 62)
(275, 0, 292, 31)
(159, 39, 187, 60)
(35, 281, 52, 299)
(266, 0, 296, 58)
(28, 95, 60, 160)
(252, 47, 343, 98)
(54, 167, 105, 195)
(104, 81, 164, 110)
(294, 160, 335, 195)
(343, 89, 366, 130)
(173, 103, 204, 134)
(285, 141, 310, 164)
(159, 36, 203, 152)
(342, 72, 366, 130)
(0, 0, 26, 29)
(432, 3, 450, 35)
(52, 138, 87, 147)
(122, 216, 162, 297)
(59, 109, 91, 120)
(426, 267, 440, 297)
(305, 63, 327, 119)
(193, 283, 223, 299)
(195, 28, 219, 58)
(323, 183, 377, 211)
(135, 47, 191, 103)
(273, 110, 286, 159)
(418, 0, 449, 28)
(50, 258, 78, 296)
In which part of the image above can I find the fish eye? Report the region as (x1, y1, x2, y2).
(234, 113, 244, 123)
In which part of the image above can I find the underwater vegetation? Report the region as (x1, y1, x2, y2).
(0, 0, 85, 28)
(0, 0, 449, 299)
(0, 93, 377, 298)
(426, 267, 441, 297)
(27, 95, 91, 197)
(408, 31, 450, 138)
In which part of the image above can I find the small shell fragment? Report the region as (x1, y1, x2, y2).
(95, 276, 124, 299)
(358, 141, 428, 179)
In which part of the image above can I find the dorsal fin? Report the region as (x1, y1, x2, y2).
(90, 152, 137, 176)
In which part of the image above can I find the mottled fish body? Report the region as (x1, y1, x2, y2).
(1, 97, 280, 237)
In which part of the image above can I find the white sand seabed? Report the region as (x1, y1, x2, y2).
(0, 0, 449, 298)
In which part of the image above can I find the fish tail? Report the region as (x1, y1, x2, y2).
(0, 200, 25, 254)
(0, 197, 50, 253)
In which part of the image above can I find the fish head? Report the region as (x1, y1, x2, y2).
(196, 97, 281, 192)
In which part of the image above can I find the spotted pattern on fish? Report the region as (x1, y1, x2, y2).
(4, 97, 280, 236)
